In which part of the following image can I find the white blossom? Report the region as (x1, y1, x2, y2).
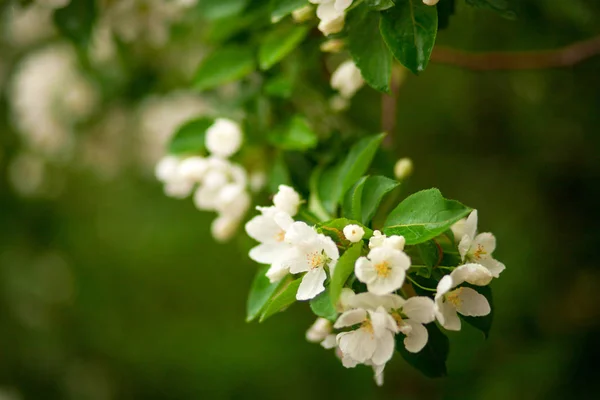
(368, 231, 406, 250)
(331, 60, 365, 99)
(211, 214, 240, 242)
(394, 158, 413, 180)
(343, 224, 365, 243)
(246, 207, 295, 283)
(272, 185, 301, 216)
(205, 118, 243, 158)
(178, 156, 209, 181)
(451, 210, 506, 278)
(283, 222, 339, 300)
(355, 246, 410, 295)
(309, 0, 352, 35)
(306, 317, 333, 343)
(434, 269, 491, 331)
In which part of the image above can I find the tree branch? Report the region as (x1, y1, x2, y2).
(430, 35, 600, 71)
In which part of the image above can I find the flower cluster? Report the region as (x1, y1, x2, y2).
(246, 180, 505, 385)
(155, 118, 251, 241)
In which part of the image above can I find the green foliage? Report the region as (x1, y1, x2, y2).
(260, 278, 302, 322)
(465, 0, 517, 20)
(199, 0, 250, 20)
(364, 0, 395, 10)
(417, 240, 441, 268)
(396, 323, 450, 378)
(53, 0, 96, 48)
(246, 265, 288, 322)
(383, 188, 471, 245)
(269, 153, 292, 193)
(342, 176, 368, 222)
(259, 24, 309, 70)
(270, 0, 309, 20)
(360, 175, 400, 225)
(168, 117, 213, 155)
(310, 288, 338, 322)
(380, 0, 438, 74)
(329, 242, 364, 307)
(193, 46, 256, 90)
(268, 115, 318, 150)
(461, 284, 494, 338)
(347, 5, 392, 93)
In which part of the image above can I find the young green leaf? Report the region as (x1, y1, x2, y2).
(342, 176, 368, 221)
(329, 242, 363, 307)
(194, 46, 256, 90)
(347, 5, 392, 92)
(417, 240, 441, 268)
(396, 323, 449, 378)
(465, 0, 517, 20)
(319, 133, 386, 215)
(360, 175, 400, 225)
(383, 188, 471, 245)
(168, 117, 213, 155)
(259, 24, 309, 70)
(461, 284, 494, 338)
(260, 278, 302, 322)
(199, 0, 249, 20)
(246, 266, 288, 322)
(53, 0, 96, 48)
(380, 0, 438, 74)
(270, 0, 309, 21)
(269, 152, 292, 193)
(310, 288, 338, 322)
(268, 115, 318, 150)
(309, 165, 334, 221)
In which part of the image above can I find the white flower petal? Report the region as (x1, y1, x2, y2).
(284, 221, 317, 244)
(480, 258, 506, 278)
(366, 267, 405, 296)
(402, 296, 435, 324)
(296, 268, 327, 300)
(472, 232, 496, 256)
(273, 184, 301, 216)
(355, 257, 376, 283)
(436, 299, 461, 331)
(458, 234, 472, 261)
(341, 354, 359, 368)
(338, 329, 376, 363)
(450, 263, 493, 287)
(371, 331, 395, 365)
(265, 261, 289, 283)
(306, 318, 332, 343)
(334, 309, 367, 328)
(464, 210, 478, 240)
(402, 320, 429, 353)
(435, 275, 454, 301)
(320, 334, 338, 349)
(334, 0, 353, 12)
(455, 287, 491, 317)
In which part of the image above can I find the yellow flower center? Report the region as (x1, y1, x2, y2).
(361, 319, 374, 336)
(446, 288, 463, 308)
(374, 261, 391, 277)
(392, 311, 403, 328)
(472, 244, 487, 260)
(275, 230, 285, 242)
(306, 251, 327, 269)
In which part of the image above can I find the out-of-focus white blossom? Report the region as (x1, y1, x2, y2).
(368, 231, 406, 251)
(205, 118, 243, 158)
(394, 158, 413, 180)
(343, 224, 365, 243)
(306, 317, 333, 343)
(310, 0, 353, 36)
(331, 60, 365, 99)
(4, 3, 55, 47)
(273, 185, 301, 217)
(292, 5, 314, 22)
(320, 38, 345, 53)
(9, 43, 97, 160)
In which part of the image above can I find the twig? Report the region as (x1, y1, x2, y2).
(431, 35, 600, 71)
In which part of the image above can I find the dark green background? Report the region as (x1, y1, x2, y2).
(1, 1, 599, 399)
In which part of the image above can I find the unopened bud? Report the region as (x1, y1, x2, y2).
(292, 5, 313, 22)
(423, 0, 440, 5)
(320, 39, 345, 53)
(394, 158, 413, 180)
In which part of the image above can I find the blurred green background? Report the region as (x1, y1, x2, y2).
(1, 1, 600, 399)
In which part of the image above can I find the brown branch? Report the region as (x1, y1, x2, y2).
(431, 35, 600, 71)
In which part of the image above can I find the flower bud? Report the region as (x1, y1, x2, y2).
(423, 0, 440, 5)
(273, 184, 301, 216)
(318, 14, 345, 35)
(329, 95, 349, 112)
(331, 60, 364, 99)
(292, 5, 313, 22)
(155, 156, 180, 182)
(383, 235, 406, 251)
(394, 157, 413, 180)
(369, 230, 386, 249)
(206, 118, 242, 158)
(320, 39, 345, 53)
(306, 318, 332, 343)
(211, 214, 240, 242)
(178, 156, 208, 181)
(164, 179, 193, 199)
(343, 224, 365, 243)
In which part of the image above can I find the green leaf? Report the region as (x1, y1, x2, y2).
(417, 240, 440, 267)
(319, 133, 386, 215)
(383, 188, 471, 245)
(347, 5, 392, 93)
(246, 265, 288, 322)
(259, 24, 309, 70)
(380, 0, 438, 74)
(308, 165, 334, 221)
(53, 0, 96, 48)
(365, 0, 395, 10)
(360, 175, 400, 225)
(260, 278, 302, 322)
(465, 0, 517, 20)
(342, 176, 368, 222)
(265, 76, 294, 98)
(461, 284, 494, 338)
(269, 153, 292, 193)
(396, 323, 449, 378)
(310, 288, 338, 322)
(194, 46, 256, 90)
(268, 116, 318, 150)
(168, 117, 213, 155)
(199, 0, 249, 20)
(330, 242, 363, 307)
(270, 0, 309, 20)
